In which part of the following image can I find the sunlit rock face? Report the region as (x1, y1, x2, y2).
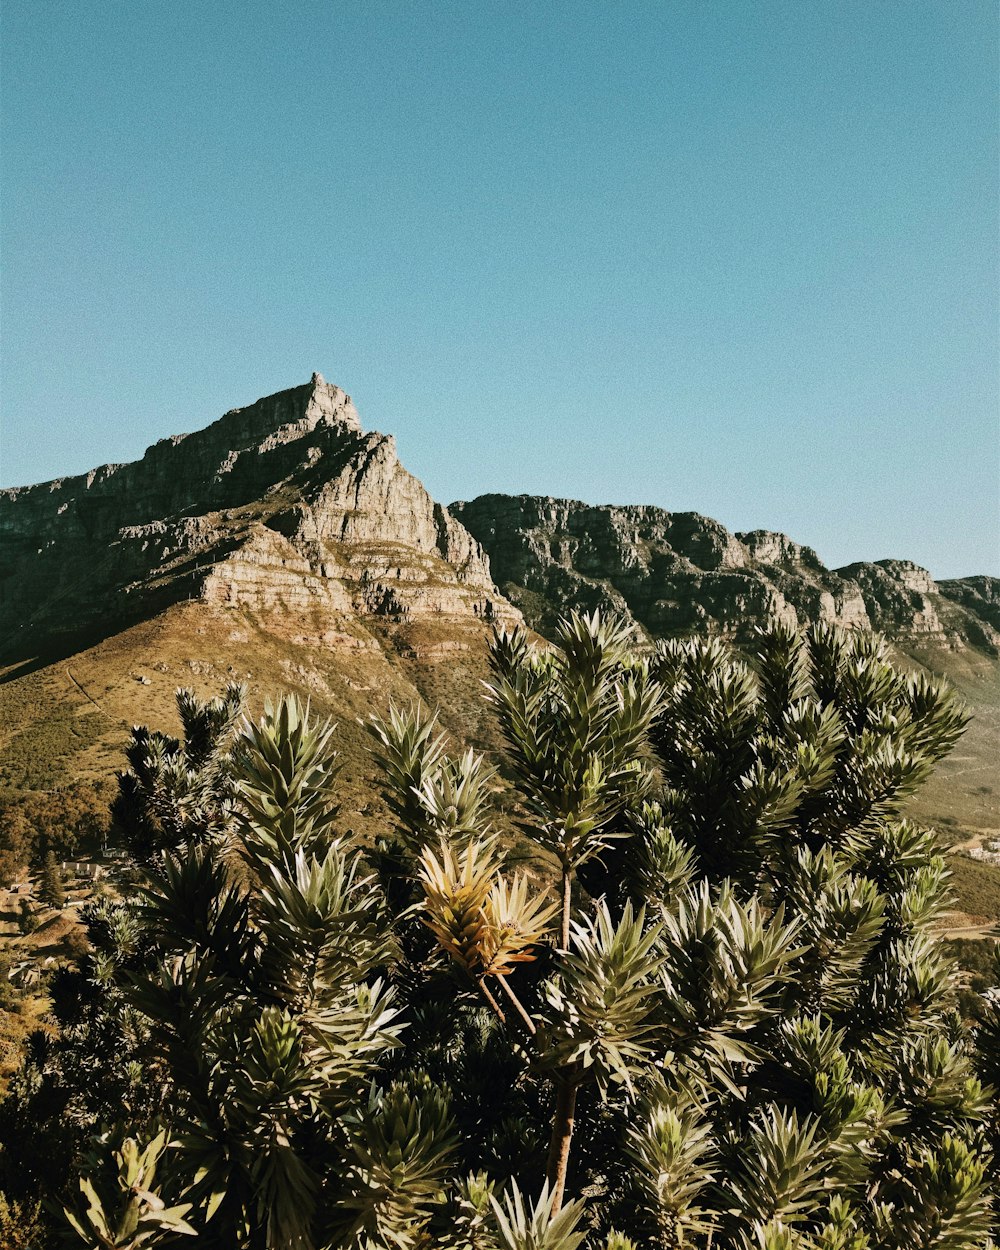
(452, 494, 1000, 653)
(3, 374, 996, 669)
(0, 375, 517, 664)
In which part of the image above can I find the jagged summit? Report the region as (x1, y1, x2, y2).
(1, 374, 361, 503)
(0, 379, 515, 666)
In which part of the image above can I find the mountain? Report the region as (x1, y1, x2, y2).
(0, 376, 520, 830)
(450, 494, 1000, 654)
(1, 377, 997, 918)
(0, 374, 514, 670)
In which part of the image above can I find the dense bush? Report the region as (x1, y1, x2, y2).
(0, 617, 996, 1248)
(950, 938, 1000, 1021)
(0, 780, 113, 885)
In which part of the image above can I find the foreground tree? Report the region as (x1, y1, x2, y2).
(0, 617, 995, 1248)
(372, 618, 995, 1246)
(39, 850, 66, 909)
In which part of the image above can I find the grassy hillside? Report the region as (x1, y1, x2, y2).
(2, 605, 997, 924)
(893, 643, 1000, 926)
(0, 602, 508, 844)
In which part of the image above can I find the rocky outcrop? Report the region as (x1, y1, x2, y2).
(3, 378, 996, 670)
(452, 494, 1000, 653)
(938, 576, 1000, 636)
(0, 376, 516, 664)
(834, 561, 943, 637)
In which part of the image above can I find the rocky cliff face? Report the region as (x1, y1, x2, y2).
(1, 382, 996, 860)
(3, 377, 996, 671)
(0, 376, 516, 665)
(451, 494, 1000, 654)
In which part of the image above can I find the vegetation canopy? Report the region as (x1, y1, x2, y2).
(0, 615, 996, 1249)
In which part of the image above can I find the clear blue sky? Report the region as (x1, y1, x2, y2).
(2, 1, 997, 578)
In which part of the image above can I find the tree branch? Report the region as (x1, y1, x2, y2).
(546, 1068, 581, 1213)
(477, 976, 508, 1026)
(495, 973, 537, 1035)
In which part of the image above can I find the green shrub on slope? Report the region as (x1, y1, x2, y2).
(0, 619, 995, 1248)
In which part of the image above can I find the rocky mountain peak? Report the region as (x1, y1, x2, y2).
(212, 373, 362, 454)
(0, 379, 516, 666)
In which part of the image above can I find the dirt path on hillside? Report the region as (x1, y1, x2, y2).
(65, 667, 108, 714)
(950, 830, 1000, 852)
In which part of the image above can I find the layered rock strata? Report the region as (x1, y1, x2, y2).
(0, 376, 515, 663)
(451, 495, 1000, 653)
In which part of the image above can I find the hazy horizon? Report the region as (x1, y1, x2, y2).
(2, 2, 997, 580)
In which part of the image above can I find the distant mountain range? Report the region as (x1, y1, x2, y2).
(1, 375, 997, 917)
(453, 495, 1000, 653)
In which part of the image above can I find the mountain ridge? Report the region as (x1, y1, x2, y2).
(1, 377, 996, 891)
(451, 492, 999, 654)
(4, 376, 997, 671)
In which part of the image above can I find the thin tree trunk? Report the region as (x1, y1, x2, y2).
(547, 855, 579, 1211)
(496, 973, 536, 1034)
(560, 863, 572, 950)
(546, 1071, 579, 1213)
(478, 976, 507, 1025)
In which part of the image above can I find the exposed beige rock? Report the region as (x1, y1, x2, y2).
(452, 494, 999, 653)
(0, 377, 518, 665)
